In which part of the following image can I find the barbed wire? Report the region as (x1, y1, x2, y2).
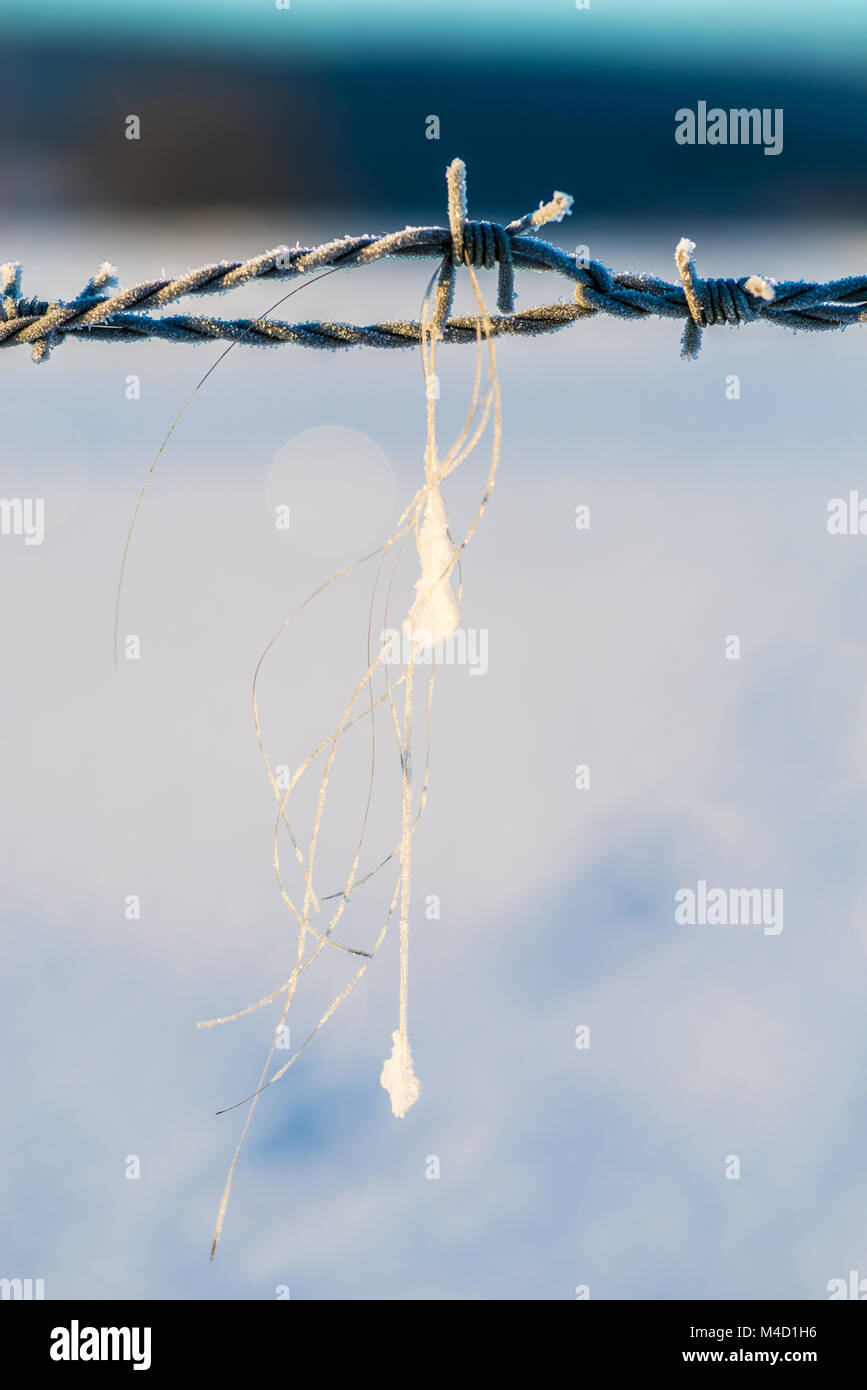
(2, 157, 867, 364)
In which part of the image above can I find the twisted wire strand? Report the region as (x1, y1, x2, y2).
(2, 159, 866, 363)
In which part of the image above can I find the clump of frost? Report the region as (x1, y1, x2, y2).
(412, 486, 460, 645)
(380, 1030, 421, 1117)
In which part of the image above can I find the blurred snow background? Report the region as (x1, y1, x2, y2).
(2, 212, 867, 1299)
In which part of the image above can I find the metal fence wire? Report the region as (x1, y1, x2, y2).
(3, 158, 867, 364)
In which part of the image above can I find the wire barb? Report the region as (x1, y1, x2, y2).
(2, 160, 866, 362)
